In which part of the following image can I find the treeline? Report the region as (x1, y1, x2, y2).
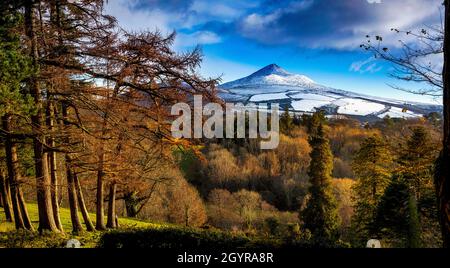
(0, 0, 215, 233)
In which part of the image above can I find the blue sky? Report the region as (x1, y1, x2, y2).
(105, 0, 443, 104)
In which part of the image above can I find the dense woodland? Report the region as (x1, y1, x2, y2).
(0, 0, 449, 248)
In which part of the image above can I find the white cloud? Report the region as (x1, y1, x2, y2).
(242, 12, 281, 31)
(174, 31, 222, 48)
(190, 0, 243, 21)
(104, 0, 224, 50)
(104, 0, 175, 34)
(350, 57, 383, 74)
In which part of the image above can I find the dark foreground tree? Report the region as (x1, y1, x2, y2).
(437, 0, 450, 247)
(374, 176, 421, 248)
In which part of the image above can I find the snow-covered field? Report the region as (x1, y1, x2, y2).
(378, 107, 421, 119)
(291, 100, 331, 112)
(334, 98, 385, 116)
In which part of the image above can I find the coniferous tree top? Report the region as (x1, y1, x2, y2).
(0, 4, 34, 117)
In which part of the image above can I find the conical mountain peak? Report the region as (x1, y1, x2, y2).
(250, 64, 291, 77)
(221, 64, 314, 88)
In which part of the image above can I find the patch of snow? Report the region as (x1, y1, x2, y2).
(291, 100, 331, 112)
(378, 107, 422, 119)
(334, 98, 385, 116)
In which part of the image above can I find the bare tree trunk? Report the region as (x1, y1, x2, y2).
(0, 170, 13, 222)
(59, 101, 86, 233)
(437, 0, 450, 248)
(96, 150, 106, 230)
(66, 164, 83, 233)
(95, 80, 121, 231)
(25, 1, 58, 233)
(2, 115, 32, 230)
(106, 182, 117, 229)
(74, 173, 95, 231)
(59, 102, 94, 232)
(47, 100, 63, 232)
(18, 188, 33, 230)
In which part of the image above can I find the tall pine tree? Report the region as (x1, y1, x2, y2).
(302, 122, 339, 241)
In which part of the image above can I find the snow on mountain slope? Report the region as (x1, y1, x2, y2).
(291, 100, 331, 112)
(249, 92, 290, 102)
(378, 107, 421, 119)
(218, 64, 442, 119)
(334, 98, 385, 116)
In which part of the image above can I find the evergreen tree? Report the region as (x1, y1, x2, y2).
(398, 126, 437, 200)
(351, 135, 392, 239)
(382, 126, 440, 247)
(292, 113, 302, 126)
(304, 111, 326, 136)
(280, 106, 293, 134)
(302, 123, 339, 240)
(0, 4, 34, 117)
(373, 176, 421, 248)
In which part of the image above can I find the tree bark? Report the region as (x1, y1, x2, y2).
(436, 0, 450, 248)
(106, 182, 117, 229)
(25, 1, 58, 233)
(74, 173, 95, 231)
(2, 115, 32, 230)
(47, 100, 63, 232)
(0, 170, 13, 222)
(96, 150, 106, 230)
(95, 80, 121, 230)
(59, 101, 87, 233)
(66, 164, 83, 233)
(18, 188, 33, 230)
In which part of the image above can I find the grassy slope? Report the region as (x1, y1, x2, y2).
(0, 203, 166, 247)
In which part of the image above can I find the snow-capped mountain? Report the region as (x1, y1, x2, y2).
(219, 64, 442, 120)
(222, 64, 315, 89)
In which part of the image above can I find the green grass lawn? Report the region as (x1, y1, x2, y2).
(0, 203, 167, 248)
